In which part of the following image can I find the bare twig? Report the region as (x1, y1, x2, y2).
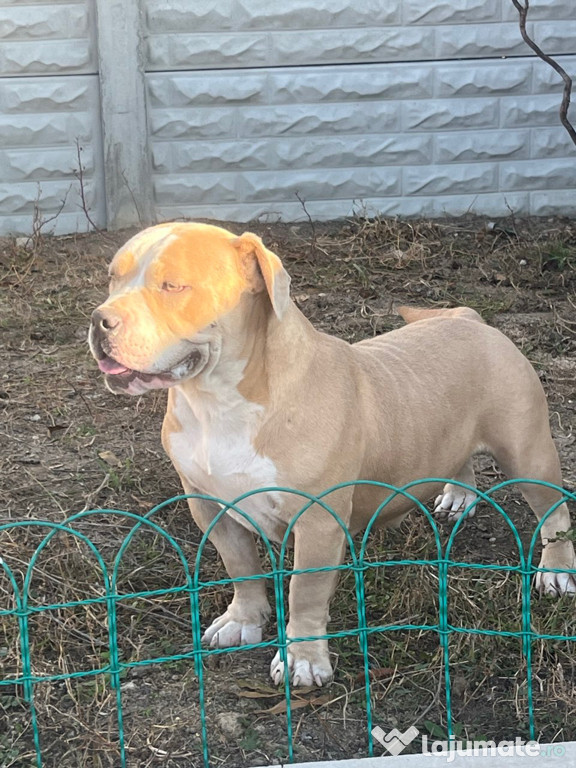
(512, 0, 576, 147)
(295, 190, 318, 255)
(74, 139, 103, 232)
(28, 183, 70, 254)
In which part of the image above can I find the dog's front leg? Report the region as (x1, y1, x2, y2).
(271, 489, 353, 687)
(185, 494, 271, 647)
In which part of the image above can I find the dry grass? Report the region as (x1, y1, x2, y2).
(1, 213, 575, 766)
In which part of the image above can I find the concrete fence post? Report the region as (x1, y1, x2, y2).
(95, 0, 155, 230)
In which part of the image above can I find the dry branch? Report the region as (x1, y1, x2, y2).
(512, 0, 576, 147)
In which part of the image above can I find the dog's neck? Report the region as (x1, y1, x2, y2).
(175, 294, 317, 411)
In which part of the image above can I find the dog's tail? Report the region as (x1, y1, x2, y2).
(397, 305, 484, 324)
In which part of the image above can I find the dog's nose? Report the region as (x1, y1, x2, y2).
(91, 308, 121, 334)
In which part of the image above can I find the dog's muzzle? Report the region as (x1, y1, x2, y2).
(89, 309, 210, 395)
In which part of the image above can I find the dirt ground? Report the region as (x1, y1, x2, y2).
(1, 214, 575, 767)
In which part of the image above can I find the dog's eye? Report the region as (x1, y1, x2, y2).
(161, 282, 187, 293)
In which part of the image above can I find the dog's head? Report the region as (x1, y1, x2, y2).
(89, 222, 290, 395)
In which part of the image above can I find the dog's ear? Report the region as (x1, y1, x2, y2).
(232, 232, 291, 319)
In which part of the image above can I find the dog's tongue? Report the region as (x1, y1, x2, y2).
(98, 357, 130, 375)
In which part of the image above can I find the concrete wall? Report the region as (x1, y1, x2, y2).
(0, 0, 574, 234)
(0, 0, 106, 234)
(145, 0, 576, 222)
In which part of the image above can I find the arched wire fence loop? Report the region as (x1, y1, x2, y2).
(0, 519, 111, 768)
(1, 479, 576, 768)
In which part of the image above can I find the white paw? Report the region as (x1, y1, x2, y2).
(270, 647, 333, 687)
(536, 542, 576, 597)
(536, 570, 576, 597)
(202, 611, 263, 648)
(434, 485, 478, 522)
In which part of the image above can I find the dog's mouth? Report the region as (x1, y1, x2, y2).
(96, 348, 208, 395)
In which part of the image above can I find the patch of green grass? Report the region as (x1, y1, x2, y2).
(542, 242, 574, 271)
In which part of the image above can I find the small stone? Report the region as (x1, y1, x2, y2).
(216, 711, 243, 739)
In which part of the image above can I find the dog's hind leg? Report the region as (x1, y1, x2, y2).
(434, 457, 478, 522)
(490, 426, 576, 597)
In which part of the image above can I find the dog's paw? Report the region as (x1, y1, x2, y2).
(202, 610, 264, 648)
(434, 484, 478, 522)
(270, 644, 333, 687)
(536, 541, 576, 597)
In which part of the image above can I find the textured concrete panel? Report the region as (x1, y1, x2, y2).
(501, 95, 562, 127)
(147, 72, 268, 107)
(372, 192, 532, 219)
(270, 28, 436, 66)
(0, 146, 94, 181)
(0, 76, 98, 113)
(239, 102, 400, 137)
(155, 174, 239, 204)
(271, 64, 434, 103)
(0, 179, 96, 215)
(145, 19, 575, 72)
(404, 163, 498, 196)
(0, 1, 94, 76)
(147, 27, 439, 70)
(146, 0, 401, 32)
(146, 0, 238, 32)
(529, 21, 576, 55)
(0, 113, 93, 148)
(155, 140, 270, 173)
(502, 0, 576, 22)
(148, 33, 268, 69)
(533, 55, 576, 93)
(530, 190, 576, 216)
(153, 134, 434, 175)
(240, 167, 402, 202)
(0, 69, 104, 235)
(435, 131, 529, 163)
(404, 99, 499, 131)
(155, 167, 401, 206)
(145, 18, 576, 72)
(269, 135, 434, 168)
(436, 61, 532, 97)
(531, 127, 575, 158)
(500, 159, 576, 191)
(404, 0, 500, 25)
(0, 4, 89, 40)
(150, 109, 235, 139)
(435, 23, 530, 59)
(0, 40, 94, 76)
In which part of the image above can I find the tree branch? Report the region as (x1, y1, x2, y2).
(511, 0, 576, 147)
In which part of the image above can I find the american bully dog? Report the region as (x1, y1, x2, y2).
(89, 222, 576, 687)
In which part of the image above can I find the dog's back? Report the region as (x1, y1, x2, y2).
(397, 305, 484, 325)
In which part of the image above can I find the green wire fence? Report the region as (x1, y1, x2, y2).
(1, 478, 576, 766)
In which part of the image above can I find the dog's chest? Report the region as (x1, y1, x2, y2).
(167, 388, 283, 535)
